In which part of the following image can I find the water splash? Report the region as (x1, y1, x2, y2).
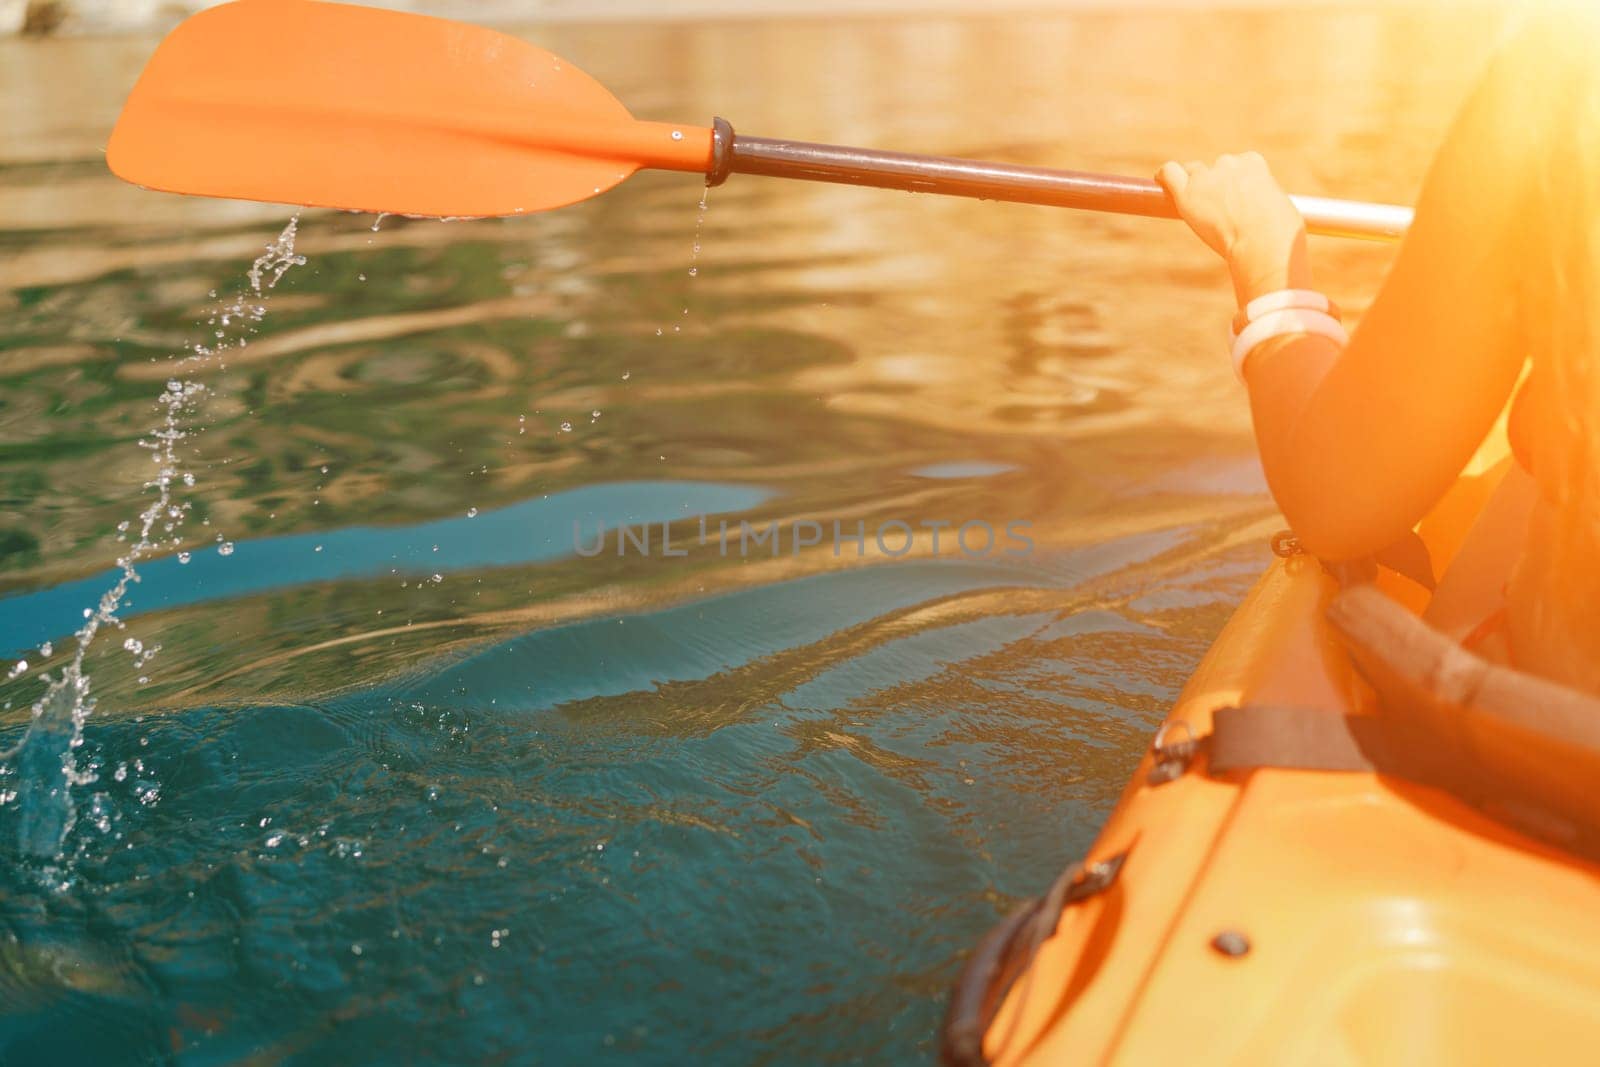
(687, 187, 709, 278)
(0, 218, 306, 864)
(654, 187, 711, 338)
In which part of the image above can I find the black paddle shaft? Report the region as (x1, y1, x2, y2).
(705, 117, 1411, 241)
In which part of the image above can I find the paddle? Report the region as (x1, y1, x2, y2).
(107, 0, 1412, 241)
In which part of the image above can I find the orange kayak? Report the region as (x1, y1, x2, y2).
(944, 447, 1600, 1065)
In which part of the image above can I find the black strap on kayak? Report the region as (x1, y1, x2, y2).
(940, 850, 1128, 1067)
(1209, 705, 1464, 784)
(1211, 584, 1600, 860)
(1209, 702, 1600, 860)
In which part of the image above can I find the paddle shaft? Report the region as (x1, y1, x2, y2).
(704, 119, 1410, 242)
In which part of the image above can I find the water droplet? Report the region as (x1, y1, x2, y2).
(351, 943, 363, 956)
(688, 267, 698, 277)
(177, 552, 191, 564)
(467, 507, 478, 518)
(671, 129, 684, 141)
(621, 371, 631, 381)
(559, 422, 572, 433)
(591, 410, 601, 419)
(357, 273, 367, 282)
(217, 542, 234, 557)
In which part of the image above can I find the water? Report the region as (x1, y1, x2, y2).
(0, 6, 1505, 1063)
(0, 219, 305, 863)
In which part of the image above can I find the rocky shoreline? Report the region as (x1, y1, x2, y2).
(2, 1, 513, 35)
(2, 0, 1419, 37)
(5, 0, 209, 35)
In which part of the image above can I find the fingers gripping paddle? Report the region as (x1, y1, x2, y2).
(108, 0, 1412, 240)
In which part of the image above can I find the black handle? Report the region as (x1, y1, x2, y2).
(709, 116, 1175, 218)
(707, 117, 1411, 241)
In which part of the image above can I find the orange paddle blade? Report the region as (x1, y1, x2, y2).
(107, 0, 713, 217)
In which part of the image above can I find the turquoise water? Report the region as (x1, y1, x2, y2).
(0, 6, 1500, 1063)
(0, 480, 770, 654)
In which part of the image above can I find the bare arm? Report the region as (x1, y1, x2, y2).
(1159, 35, 1543, 561)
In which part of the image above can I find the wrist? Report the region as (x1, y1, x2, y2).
(1227, 224, 1311, 306)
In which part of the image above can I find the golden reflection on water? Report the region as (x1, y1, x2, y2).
(0, 7, 1509, 716)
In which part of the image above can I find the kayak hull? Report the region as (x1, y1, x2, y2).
(973, 459, 1600, 1066)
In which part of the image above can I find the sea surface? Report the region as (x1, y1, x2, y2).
(0, 6, 1504, 1063)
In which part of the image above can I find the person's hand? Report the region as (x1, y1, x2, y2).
(1156, 153, 1311, 304)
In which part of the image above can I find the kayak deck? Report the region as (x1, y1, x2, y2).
(984, 460, 1600, 1065)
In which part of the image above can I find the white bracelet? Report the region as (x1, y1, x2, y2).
(1231, 289, 1339, 339)
(1230, 307, 1348, 381)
